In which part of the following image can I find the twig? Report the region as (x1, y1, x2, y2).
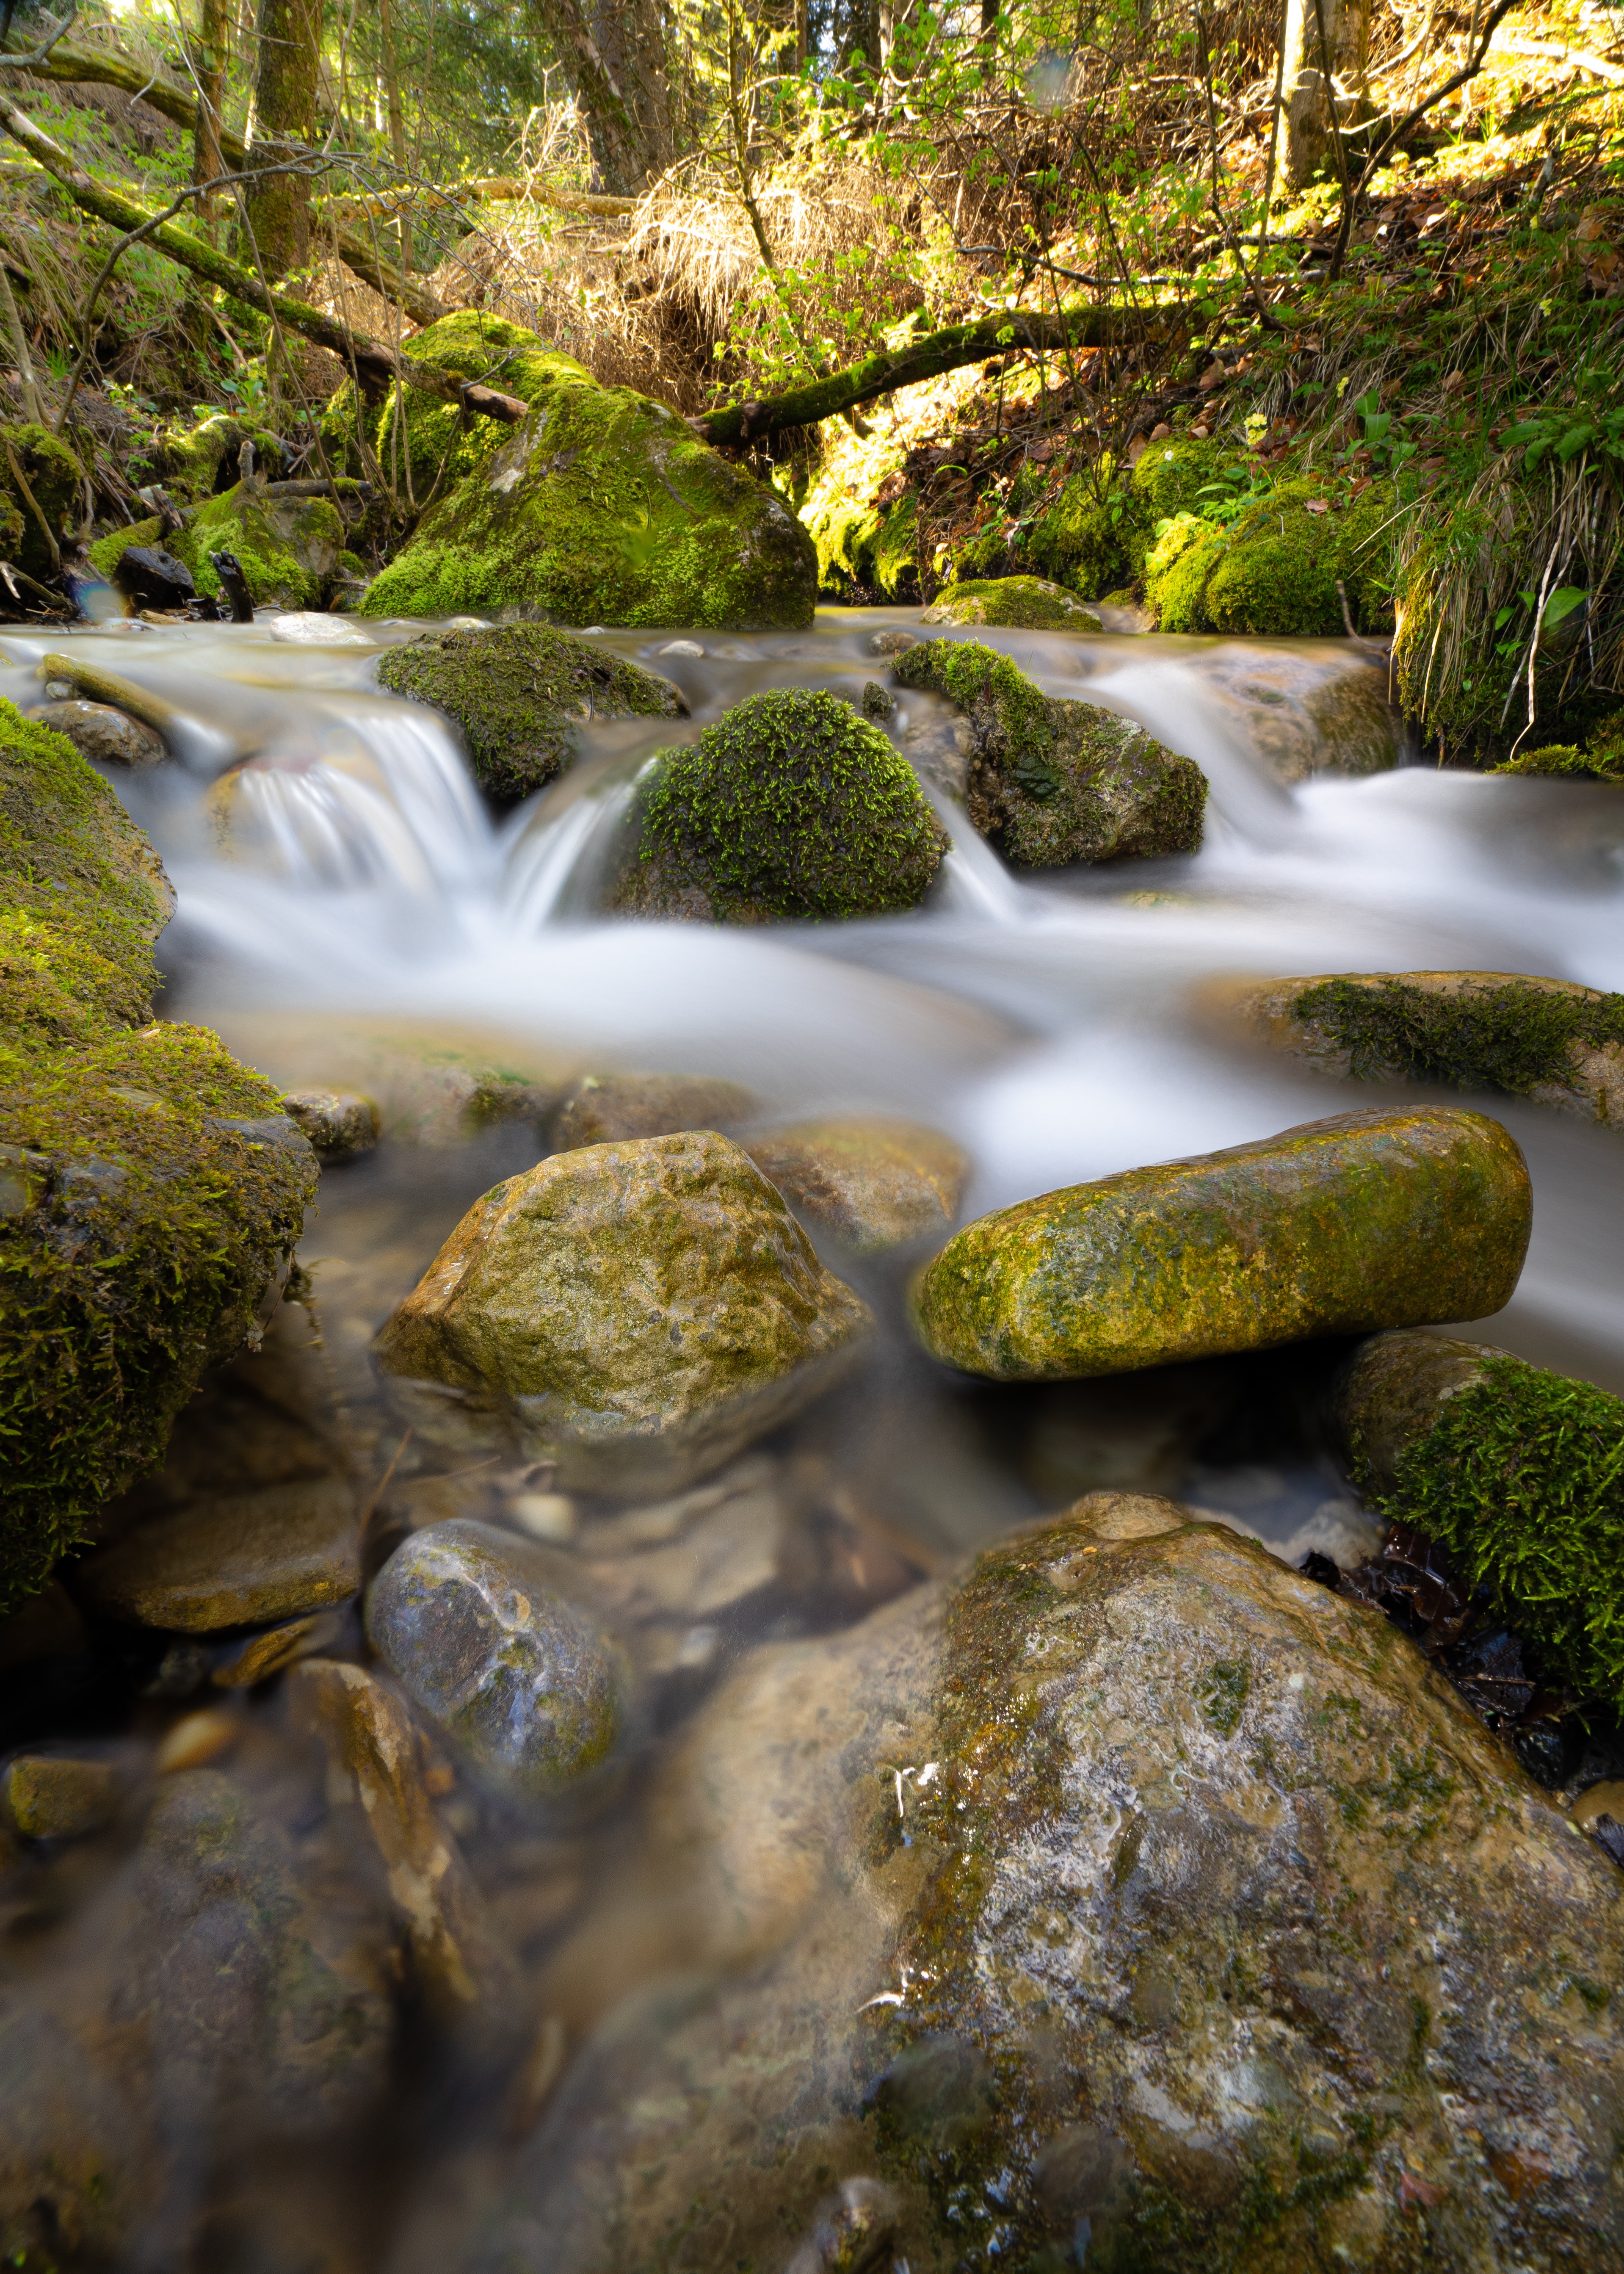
(0, 0, 76, 69)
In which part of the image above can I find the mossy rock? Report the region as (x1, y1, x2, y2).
(0, 699, 317, 1612)
(893, 637, 1205, 867)
(0, 422, 83, 583)
(140, 413, 284, 503)
(1148, 479, 1395, 638)
(1495, 713, 1624, 783)
(1130, 433, 1222, 530)
(376, 623, 686, 802)
(89, 484, 345, 611)
(794, 425, 919, 600)
(920, 577, 1102, 631)
(912, 1104, 1530, 1380)
(1025, 464, 1143, 595)
(353, 315, 817, 628)
(1337, 1328, 1624, 1709)
(620, 687, 949, 922)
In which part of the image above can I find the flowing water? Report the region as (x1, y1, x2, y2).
(4, 606, 1624, 2270)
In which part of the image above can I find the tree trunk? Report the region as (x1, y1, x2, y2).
(242, 0, 321, 277)
(194, 0, 228, 237)
(1277, 0, 1372, 190)
(525, 0, 669, 194)
(376, 0, 412, 280)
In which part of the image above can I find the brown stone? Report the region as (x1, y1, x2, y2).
(3, 1755, 116, 1838)
(33, 700, 167, 769)
(744, 1115, 969, 1250)
(551, 1071, 758, 1149)
(75, 1475, 359, 1631)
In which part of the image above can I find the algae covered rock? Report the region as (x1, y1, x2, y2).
(1208, 968, 1624, 1128)
(375, 622, 685, 802)
(913, 1105, 1530, 1380)
(461, 1493, 1624, 2274)
(74, 1475, 359, 1632)
(0, 420, 83, 581)
(552, 1070, 757, 1148)
(353, 313, 817, 627)
(1147, 476, 1393, 637)
(89, 481, 347, 612)
(744, 1115, 969, 1250)
(620, 687, 949, 921)
(1335, 1328, 1624, 1709)
(373, 1129, 872, 1491)
(366, 1520, 623, 1798)
(920, 576, 1102, 631)
(0, 701, 317, 1611)
(895, 637, 1204, 867)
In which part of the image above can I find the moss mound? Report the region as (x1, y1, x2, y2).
(627, 688, 947, 921)
(1146, 478, 1394, 637)
(0, 421, 84, 582)
(1365, 1351, 1624, 1709)
(1025, 465, 1142, 596)
(894, 638, 1205, 867)
(1291, 974, 1624, 1094)
(89, 484, 345, 611)
(1494, 713, 1624, 783)
(376, 623, 685, 802)
(0, 700, 316, 1611)
(920, 576, 1102, 630)
(794, 425, 920, 600)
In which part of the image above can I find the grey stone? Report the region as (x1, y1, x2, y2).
(34, 699, 167, 768)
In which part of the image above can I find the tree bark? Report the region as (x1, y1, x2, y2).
(1277, 0, 1372, 190)
(243, 0, 321, 277)
(525, 0, 670, 192)
(194, 0, 228, 238)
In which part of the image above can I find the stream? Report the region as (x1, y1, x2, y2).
(4, 605, 1624, 2270)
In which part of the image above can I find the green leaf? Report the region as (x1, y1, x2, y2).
(1542, 587, 1588, 628)
(1555, 425, 1596, 464)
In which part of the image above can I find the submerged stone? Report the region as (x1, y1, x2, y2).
(376, 623, 686, 803)
(75, 1475, 359, 1631)
(617, 687, 949, 922)
(365, 1521, 622, 1798)
(920, 575, 1104, 631)
(552, 1071, 758, 1148)
(282, 1087, 380, 1162)
(3, 1754, 116, 1838)
(894, 638, 1204, 867)
(373, 1129, 873, 1491)
(912, 1106, 1530, 1380)
(744, 1115, 969, 1250)
(34, 699, 168, 769)
(455, 1494, 1624, 2274)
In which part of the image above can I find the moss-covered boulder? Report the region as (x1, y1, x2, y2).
(139, 411, 285, 503)
(912, 1105, 1530, 1380)
(1025, 461, 1144, 595)
(619, 687, 949, 921)
(464, 1490, 1624, 2274)
(375, 622, 685, 802)
(373, 1128, 872, 1491)
(1335, 1328, 1624, 1709)
(894, 638, 1204, 867)
(350, 313, 817, 627)
(0, 421, 83, 583)
(794, 424, 920, 600)
(1207, 969, 1624, 1129)
(1147, 478, 1394, 637)
(88, 482, 346, 611)
(1494, 713, 1624, 783)
(0, 700, 317, 1612)
(920, 576, 1102, 631)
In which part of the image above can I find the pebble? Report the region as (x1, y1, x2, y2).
(867, 627, 917, 655)
(75, 1475, 360, 1631)
(35, 700, 168, 768)
(3, 1755, 116, 1838)
(658, 639, 704, 657)
(155, 1707, 240, 1773)
(267, 613, 372, 645)
(282, 1087, 380, 1163)
(508, 1491, 580, 1544)
(210, 1607, 346, 1688)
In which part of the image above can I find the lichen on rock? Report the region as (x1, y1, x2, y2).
(920, 576, 1103, 630)
(376, 622, 685, 802)
(0, 699, 317, 1612)
(894, 637, 1205, 866)
(619, 686, 949, 921)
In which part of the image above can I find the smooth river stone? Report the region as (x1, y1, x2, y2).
(551, 1071, 758, 1149)
(911, 1106, 1530, 1380)
(75, 1476, 360, 1631)
(4, 1755, 116, 1838)
(743, 1115, 969, 1250)
(373, 1130, 872, 1491)
(365, 1520, 622, 1798)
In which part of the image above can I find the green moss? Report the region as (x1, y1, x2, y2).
(1494, 713, 1624, 783)
(87, 515, 163, 582)
(630, 688, 947, 921)
(1291, 975, 1624, 1093)
(1367, 1353, 1624, 1708)
(368, 312, 592, 506)
(88, 487, 345, 610)
(141, 412, 282, 504)
(1130, 434, 1222, 530)
(0, 699, 316, 1611)
(922, 576, 1102, 630)
(1148, 480, 1395, 637)
(376, 623, 685, 801)
(795, 426, 920, 600)
(0, 421, 84, 582)
(1026, 464, 1143, 595)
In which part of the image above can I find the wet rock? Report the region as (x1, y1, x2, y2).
(460, 1494, 1624, 2274)
(282, 1087, 380, 1162)
(376, 623, 686, 803)
(913, 1106, 1530, 1379)
(744, 1115, 969, 1250)
(1182, 648, 1399, 783)
(111, 541, 195, 613)
(155, 1706, 240, 1773)
(75, 1475, 360, 1631)
(920, 575, 1104, 631)
(348, 313, 818, 627)
(616, 687, 949, 922)
(210, 1607, 345, 1688)
(868, 627, 916, 656)
(1201, 968, 1624, 1127)
(374, 1130, 873, 1491)
(576, 1471, 791, 1632)
(551, 1070, 757, 1149)
(267, 611, 371, 645)
(894, 639, 1206, 868)
(365, 1521, 623, 1798)
(860, 679, 894, 719)
(3, 1754, 116, 1838)
(33, 698, 168, 768)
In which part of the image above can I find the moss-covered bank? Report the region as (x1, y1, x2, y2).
(88, 481, 345, 611)
(0, 700, 316, 1610)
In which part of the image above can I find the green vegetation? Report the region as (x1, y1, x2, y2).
(922, 575, 1102, 629)
(1291, 976, 1624, 1094)
(1494, 714, 1624, 783)
(1368, 1353, 1624, 1709)
(630, 688, 947, 920)
(0, 700, 315, 1611)
(88, 483, 345, 610)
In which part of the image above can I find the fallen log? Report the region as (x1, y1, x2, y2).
(690, 304, 1174, 446)
(0, 95, 528, 424)
(330, 175, 637, 221)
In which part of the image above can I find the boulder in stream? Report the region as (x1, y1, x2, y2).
(912, 1106, 1530, 1380)
(0, 701, 317, 1613)
(90, 481, 347, 612)
(376, 623, 686, 803)
(920, 575, 1104, 630)
(373, 1129, 873, 1490)
(743, 1115, 969, 1250)
(74, 1475, 360, 1632)
(616, 686, 949, 921)
(894, 638, 1205, 867)
(32, 698, 168, 769)
(442, 1492, 1624, 2274)
(282, 1086, 380, 1162)
(347, 313, 818, 628)
(1201, 968, 1624, 1128)
(551, 1070, 758, 1148)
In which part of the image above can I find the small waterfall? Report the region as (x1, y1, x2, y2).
(503, 774, 638, 929)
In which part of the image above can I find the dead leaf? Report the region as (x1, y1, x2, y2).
(1304, 497, 1329, 515)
